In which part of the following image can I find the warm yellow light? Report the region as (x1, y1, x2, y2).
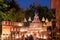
(30, 32, 33, 35)
(20, 29, 27, 32)
(20, 29, 25, 32)
(18, 23, 23, 26)
(16, 35, 19, 39)
(19, 35, 21, 38)
(43, 23, 46, 26)
(24, 35, 27, 38)
(41, 35, 43, 38)
(40, 29, 43, 32)
(43, 35, 47, 39)
(27, 33, 31, 36)
(36, 34, 40, 38)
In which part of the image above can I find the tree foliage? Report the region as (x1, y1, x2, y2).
(0, 0, 55, 22)
(0, 0, 24, 22)
(24, 5, 55, 21)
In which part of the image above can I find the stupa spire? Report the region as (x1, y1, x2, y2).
(32, 0, 40, 23)
(34, 0, 39, 15)
(35, 0, 39, 8)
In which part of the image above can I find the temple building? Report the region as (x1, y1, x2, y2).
(30, 11, 42, 28)
(1, 0, 55, 40)
(1, 9, 52, 40)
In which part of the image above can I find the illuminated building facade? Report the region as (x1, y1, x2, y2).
(1, 0, 55, 40)
(1, 11, 52, 40)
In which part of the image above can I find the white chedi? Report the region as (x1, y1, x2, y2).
(42, 17, 45, 21)
(45, 18, 49, 23)
(24, 18, 27, 22)
(28, 17, 31, 21)
(45, 18, 52, 27)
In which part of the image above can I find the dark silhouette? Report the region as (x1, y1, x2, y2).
(29, 35, 34, 40)
(25, 35, 29, 40)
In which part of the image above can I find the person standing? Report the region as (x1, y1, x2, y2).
(29, 35, 34, 40)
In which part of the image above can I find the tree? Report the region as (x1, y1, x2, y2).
(24, 9, 35, 21)
(16, 10, 25, 22)
(24, 4, 54, 21)
(0, 0, 24, 22)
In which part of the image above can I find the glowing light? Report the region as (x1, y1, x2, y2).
(19, 35, 21, 38)
(16, 35, 19, 39)
(36, 34, 40, 38)
(30, 32, 33, 35)
(18, 23, 23, 26)
(41, 35, 43, 38)
(20, 29, 25, 32)
(20, 29, 27, 32)
(43, 23, 46, 26)
(25, 35, 27, 38)
(27, 33, 31, 36)
(2, 35, 5, 38)
(11, 28, 13, 31)
(43, 35, 47, 39)
(40, 29, 43, 32)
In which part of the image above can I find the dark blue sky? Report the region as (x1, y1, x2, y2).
(16, 0, 50, 8)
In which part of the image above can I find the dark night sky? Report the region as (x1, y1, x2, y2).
(16, 0, 50, 9)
